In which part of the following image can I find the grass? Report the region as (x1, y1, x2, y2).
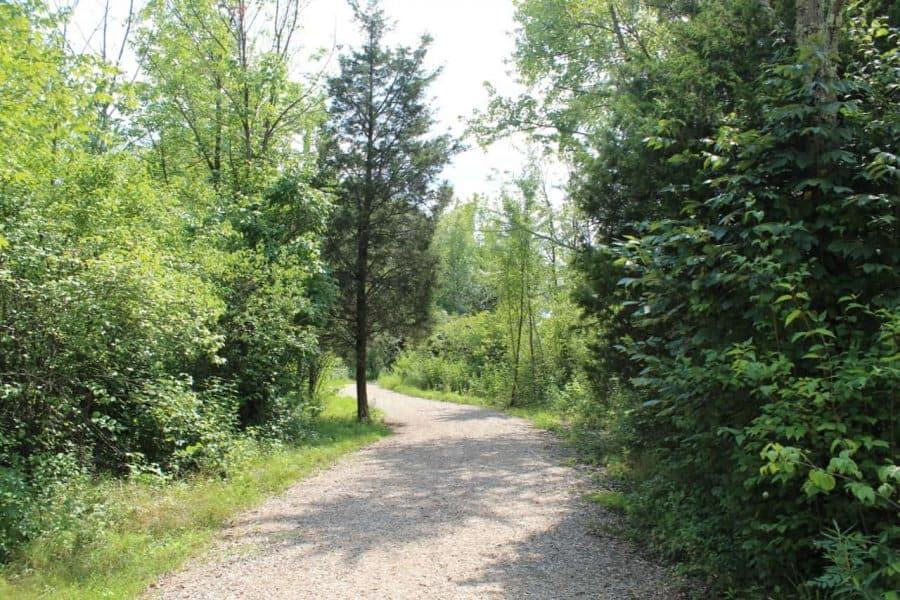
(377, 374, 564, 433)
(583, 490, 628, 512)
(0, 392, 390, 600)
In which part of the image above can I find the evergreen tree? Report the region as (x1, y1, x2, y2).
(322, 0, 454, 420)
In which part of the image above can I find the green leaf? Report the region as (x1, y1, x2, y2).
(785, 309, 803, 327)
(846, 482, 876, 504)
(808, 469, 836, 492)
(878, 465, 900, 483)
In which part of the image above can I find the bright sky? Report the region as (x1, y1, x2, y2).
(69, 0, 553, 201)
(299, 0, 530, 200)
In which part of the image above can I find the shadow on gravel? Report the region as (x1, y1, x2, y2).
(231, 426, 677, 598)
(428, 407, 516, 423)
(236, 433, 563, 563)
(212, 387, 680, 598)
(454, 513, 678, 599)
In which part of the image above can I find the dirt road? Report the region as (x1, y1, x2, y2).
(150, 385, 675, 599)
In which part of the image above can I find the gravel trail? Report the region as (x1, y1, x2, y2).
(149, 385, 677, 599)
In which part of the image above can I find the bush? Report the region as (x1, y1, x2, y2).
(0, 3, 331, 561)
(388, 312, 511, 403)
(601, 14, 900, 595)
(0, 452, 89, 560)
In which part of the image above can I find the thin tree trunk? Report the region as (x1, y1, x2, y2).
(237, 0, 253, 162)
(608, 2, 629, 58)
(156, 138, 169, 184)
(795, 0, 845, 95)
(353, 33, 378, 423)
(355, 217, 370, 422)
(510, 249, 527, 407)
(527, 294, 539, 402)
(213, 73, 223, 190)
(307, 355, 320, 398)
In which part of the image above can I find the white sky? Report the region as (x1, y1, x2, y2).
(68, 0, 560, 201)
(299, 0, 530, 200)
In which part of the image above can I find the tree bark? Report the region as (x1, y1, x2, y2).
(795, 0, 846, 170)
(353, 28, 378, 423)
(795, 0, 846, 90)
(608, 2, 629, 58)
(355, 217, 370, 422)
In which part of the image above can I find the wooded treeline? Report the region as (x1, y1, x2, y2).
(0, 0, 445, 560)
(385, 0, 899, 597)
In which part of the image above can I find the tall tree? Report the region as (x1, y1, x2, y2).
(136, 0, 320, 195)
(322, 0, 454, 421)
(135, 0, 332, 424)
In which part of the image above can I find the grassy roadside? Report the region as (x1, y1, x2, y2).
(0, 392, 389, 600)
(377, 374, 564, 433)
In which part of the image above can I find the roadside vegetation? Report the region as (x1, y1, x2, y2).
(0, 391, 389, 600)
(1, 0, 401, 594)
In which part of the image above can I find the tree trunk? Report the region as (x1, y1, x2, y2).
(795, 0, 845, 170)
(307, 356, 320, 398)
(510, 252, 527, 408)
(608, 2, 629, 58)
(353, 35, 377, 423)
(355, 219, 370, 422)
(355, 342, 368, 421)
(795, 0, 845, 89)
(213, 73, 223, 190)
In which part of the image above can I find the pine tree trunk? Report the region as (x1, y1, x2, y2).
(354, 36, 376, 424)
(355, 220, 370, 422)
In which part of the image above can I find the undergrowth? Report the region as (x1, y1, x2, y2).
(0, 391, 389, 600)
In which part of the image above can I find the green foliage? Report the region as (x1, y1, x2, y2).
(811, 524, 900, 600)
(136, 0, 333, 427)
(386, 173, 595, 412)
(136, 0, 323, 195)
(0, 150, 229, 471)
(500, 0, 899, 596)
(390, 311, 509, 402)
(0, 1, 334, 560)
(584, 490, 628, 512)
(0, 392, 390, 600)
(575, 5, 899, 596)
(431, 199, 495, 314)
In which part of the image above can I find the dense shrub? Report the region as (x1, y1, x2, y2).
(0, 152, 226, 469)
(389, 299, 593, 410)
(390, 312, 508, 400)
(603, 13, 900, 595)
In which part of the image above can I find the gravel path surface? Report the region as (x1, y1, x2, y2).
(148, 385, 677, 599)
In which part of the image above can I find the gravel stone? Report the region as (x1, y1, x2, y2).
(147, 385, 679, 599)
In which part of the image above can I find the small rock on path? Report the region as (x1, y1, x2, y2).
(149, 385, 677, 599)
